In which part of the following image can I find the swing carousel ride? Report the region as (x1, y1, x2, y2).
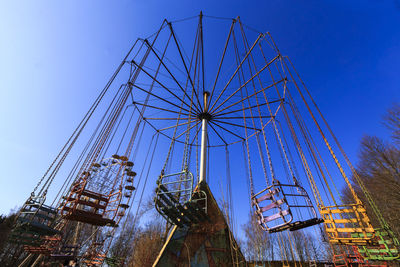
(5, 13, 399, 266)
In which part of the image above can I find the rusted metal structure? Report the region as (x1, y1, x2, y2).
(8, 12, 400, 267)
(60, 155, 135, 227)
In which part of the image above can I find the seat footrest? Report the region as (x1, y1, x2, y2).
(63, 208, 116, 226)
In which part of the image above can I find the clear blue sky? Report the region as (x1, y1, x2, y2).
(0, 0, 399, 235)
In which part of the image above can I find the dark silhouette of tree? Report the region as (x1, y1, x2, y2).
(346, 103, 400, 237)
(0, 212, 32, 266)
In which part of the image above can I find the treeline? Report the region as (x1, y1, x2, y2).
(344, 104, 400, 236)
(242, 213, 332, 263)
(0, 212, 29, 266)
(107, 212, 166, 267)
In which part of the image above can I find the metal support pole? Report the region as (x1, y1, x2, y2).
(18, 254, 34, 267)
(199, 91, 210, 183)
(31, 255, 43, 267)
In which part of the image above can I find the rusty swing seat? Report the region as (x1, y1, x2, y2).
(252, 180, 323, 233)
(61, 155, 136, 227)
(333, 244, 367, 267)
(82, 253, 107, 266)
(155, 170, 208, 227)
(333, 253, 362, 267)
(155, 185, 208, 227)
(61, 188, 116, 226)
(81, 241, 107, 266)
(23, 245, 54, 255)
(50, 245, 79, 261)
(23, 236, 61, 255)
(332, 254, 347, 267)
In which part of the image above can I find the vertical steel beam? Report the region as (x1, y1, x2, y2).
(199, 91, 210, 183)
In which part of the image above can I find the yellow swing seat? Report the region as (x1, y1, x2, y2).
(320, 203, 375, 245)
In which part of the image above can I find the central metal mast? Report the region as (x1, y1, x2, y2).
(199, 91, 210, 183)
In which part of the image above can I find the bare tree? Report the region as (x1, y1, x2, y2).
(345, 103, 400, 237)
(107, 214, 138, 266)
(0, 211, 32, 267)
(384, 103, 400, 144)
(242, 213, 275, 262)
(128, 221, 164, 267)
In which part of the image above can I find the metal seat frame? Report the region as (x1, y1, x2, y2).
(252, 180, 323, 233)
(155, 169, 208, 227)
(23, 236, 61, 255)
(353, 228, 400, 261)
(333, 245, 366, 267)
(50, 244, 79, 261)
(320, 203, 375, 245)
(60, 155, 135, 227)
(9, 194, 59, 248)
(81, 241, 107, 266)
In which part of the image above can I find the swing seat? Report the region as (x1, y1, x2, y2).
(125, 161, 134, 167)
(154, 170, 207, 227)
(23, 244, 54, 254)
(15, 197, 59, 236)
(333, 253, 365, 267)
(287, 217, 324, 232)
(16, 217, 60, 236)
(352, 229, 400, 261)
(22, 235, 60, 255)
(125, 185, 136, 190)
(82, 253, 106, 266)
(61, 188, 116, 226)
(252, 185, 291, 232)
(155, 186, 208, 227)
(336, 245, 368, 267)
(333, 254, 347, 267)
(81, 240, 107, 266)
(119, 203, 129, 209)
(9, 196, 60, 247)
(61, 155, 136, 227)
(63, 207, 116, 226)
(252, 181, 323, 233)
(50, 245, 79, 261)
(320, 203, 375, 245)
(8, 229, 42, 246)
